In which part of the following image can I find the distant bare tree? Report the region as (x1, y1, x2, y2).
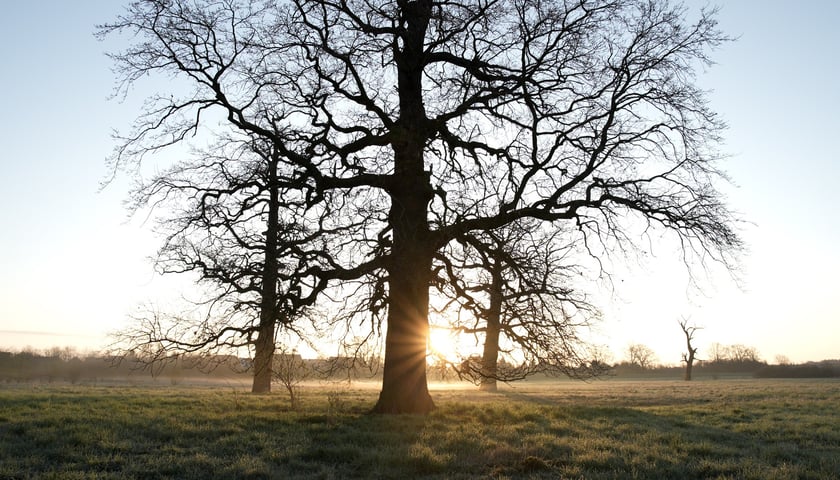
(678, 317, 701, 381)
(728, 344, 761, 363)
(627, 344, 657, 370)
(774, 354, 791, 366)
(706, 342, 762, 367)
(707, 342, 730, 363)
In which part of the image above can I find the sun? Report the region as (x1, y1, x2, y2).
(428, 326, 460, 364)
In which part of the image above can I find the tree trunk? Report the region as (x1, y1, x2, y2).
(372, 246, 435, 413)
(252, 151, 280, 393)
(372, 133, 435, 413)
(371, 0, 435, 414)
(479, 318, 501, 392)
(252, 322, 275, 393)
(684, 351, 695, 381)
(479, 256, 504, 392)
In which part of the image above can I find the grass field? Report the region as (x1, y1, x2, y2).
(0, 379, 837, 479)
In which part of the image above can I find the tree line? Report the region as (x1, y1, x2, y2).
(4, 346, 836, 393)
(0, 348, 382, 386)
(616, 341, 840, 379)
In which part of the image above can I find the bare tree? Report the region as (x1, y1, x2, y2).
(707, 342, 730, 363)
(272, 346, 310, 409)
(728, 344, 762, 363)
(774, 354, 791, 366)
(100, 0, 740, 414)
(438, 222, 604, 391)
(678, 317, 701, 381)
(627, 344, 657, 370)
(108, 137, 326, 393)
(707, 343, 761, 364)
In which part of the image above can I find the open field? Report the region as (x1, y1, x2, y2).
(0, 379, 838, 479)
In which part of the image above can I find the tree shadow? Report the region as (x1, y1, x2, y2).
(285, 383, 838, 478)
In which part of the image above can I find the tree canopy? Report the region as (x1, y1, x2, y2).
(101, 0, 741, 413)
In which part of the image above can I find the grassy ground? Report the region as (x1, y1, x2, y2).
(0, 379, 837, 479)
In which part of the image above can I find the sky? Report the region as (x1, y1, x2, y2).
(0, 1, 838, 365)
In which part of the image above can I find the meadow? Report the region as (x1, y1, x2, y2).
(0, 379, 837, 479)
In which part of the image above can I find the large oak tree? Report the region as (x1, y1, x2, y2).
(102, 0, 740, 413)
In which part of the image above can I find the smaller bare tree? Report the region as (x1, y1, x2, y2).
(774, 354, 791, 366)
(728, 344, 762, 363)
(627, 344, 658, 370)
(679, 318, 701, 381)
(707, 342, 730, 363)
(272, 347, 310, 410)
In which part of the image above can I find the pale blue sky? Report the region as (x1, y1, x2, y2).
(0, 1, 837, 364)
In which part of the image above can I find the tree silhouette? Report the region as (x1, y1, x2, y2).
(679, 317, 700, 381)
(101, 0, 741, 413)
(627, 343, 657, 370)
(437, 222, 603, 391)
(108, 136, 329, 393)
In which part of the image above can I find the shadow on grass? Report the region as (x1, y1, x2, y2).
(281, 391, 838, 479)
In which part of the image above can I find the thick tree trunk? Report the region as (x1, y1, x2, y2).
(372, 0, 435, 414)
(479, 258, 504, 392)
(252, 322, 275, 393)
(372, 247, 435, 413)
(252, 152, 280, 393)
(479, 318, 501, 392)
(372, 137, 435, 413)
